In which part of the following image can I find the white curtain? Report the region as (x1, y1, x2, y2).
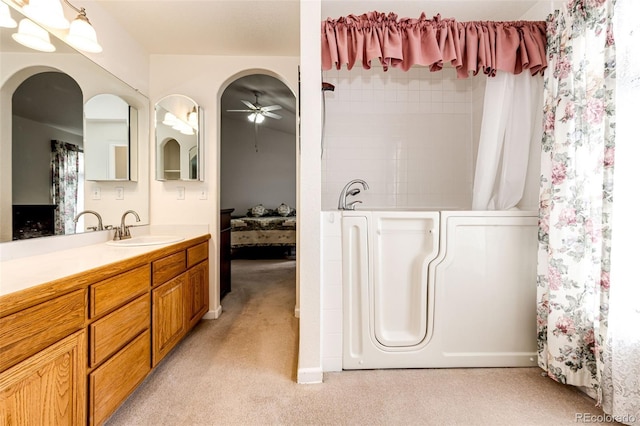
(472, 71, 543, 210)
(602, 0, 640, 422)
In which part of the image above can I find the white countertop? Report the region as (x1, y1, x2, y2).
(0, 225, 209, 298)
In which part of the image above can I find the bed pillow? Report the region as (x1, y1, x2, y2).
(276, 203, 292, 217)
(250, 204, 267, 217)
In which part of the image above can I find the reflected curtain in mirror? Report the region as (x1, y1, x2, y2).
(51, 140, 83, 235)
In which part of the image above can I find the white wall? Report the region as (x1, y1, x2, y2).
(149, 55, 299, 321)
(220, 118, 296, 214)
(321, 65, 474, 210)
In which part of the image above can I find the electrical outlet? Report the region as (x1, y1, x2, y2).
(92, 187, 101, 200)
(198, 190, 208, 200)
(177, 187, 185, 200)
(115, 187, 124, 200)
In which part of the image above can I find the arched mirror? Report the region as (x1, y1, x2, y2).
(155, 95, 203, 181)
(85, 94, 138, 181)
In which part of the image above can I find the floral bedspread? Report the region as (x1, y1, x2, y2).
(231, 216, 296, 247)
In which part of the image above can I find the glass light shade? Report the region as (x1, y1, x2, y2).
(11, 18, 55, 52)
(188, 107, 198, 129)
(162, 112, 177, 126)
(66, 15, 102, 53)
(248, 113, 265, 124)
(0, 3, 17, 29)
(22, 0, 69, 29)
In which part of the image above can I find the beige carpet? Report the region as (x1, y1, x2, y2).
(106, 259, 613, 426)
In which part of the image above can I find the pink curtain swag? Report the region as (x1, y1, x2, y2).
(322, 12, 547, 78)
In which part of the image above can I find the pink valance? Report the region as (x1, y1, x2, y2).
(321, 12, 548, 78)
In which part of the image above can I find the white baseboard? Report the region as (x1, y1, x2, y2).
(297, 367, 323, 384)
(203, 305, 222, 320)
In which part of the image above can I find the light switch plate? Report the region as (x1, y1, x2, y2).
(115, 187, 124, 200)
(199, 190, 208, 200)
(92, 187, 101, 200)
(177, 187, 185, 200)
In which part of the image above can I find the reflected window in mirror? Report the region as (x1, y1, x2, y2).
(85, 94, 138, 181)
(155, 95, 203, 181)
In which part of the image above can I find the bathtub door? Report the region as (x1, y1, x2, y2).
(370, 212, 439, 348)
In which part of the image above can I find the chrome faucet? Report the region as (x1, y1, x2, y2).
(113, 210, 140, 240)
(73, 210, 104, 231)
(338, 179, 369, 210)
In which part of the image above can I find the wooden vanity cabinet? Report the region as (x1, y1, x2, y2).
(0, 288, 87, 426)
(0, 235, 210, 426)
(151, 242, 209, 367)
(87, 265, 151, 426)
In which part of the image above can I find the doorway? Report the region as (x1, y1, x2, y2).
(219, 73, 297, 309)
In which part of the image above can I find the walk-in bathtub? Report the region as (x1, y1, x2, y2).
(322, 209, 539, 370)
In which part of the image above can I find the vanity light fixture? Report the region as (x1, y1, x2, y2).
(0, 2, 17, 28)
(162, 111, 196, 135)
(12, 0, 102, 53)
(12, 18, 55, 52)
(63, 0, 102, 53)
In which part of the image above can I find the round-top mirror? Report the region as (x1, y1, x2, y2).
(155, 94, 203, 181)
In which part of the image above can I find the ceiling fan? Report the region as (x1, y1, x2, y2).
(227, 91, 282, 124)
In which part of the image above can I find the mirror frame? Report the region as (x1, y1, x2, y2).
(154, 94, 204, 181)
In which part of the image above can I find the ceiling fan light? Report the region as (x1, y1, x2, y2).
(255, 114, 265, 124)
(0, 3, 17, 29)
(12, 18, 56, 52)
(66, 14, 102, 53)
(22, 0, 69, 30)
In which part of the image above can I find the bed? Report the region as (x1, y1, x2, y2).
(231, 215, 296, 249)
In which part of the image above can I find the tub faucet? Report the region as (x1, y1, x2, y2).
(114, 210, 140, 240)
(338, 179, 369, 210)
(73, 210, 104, 231)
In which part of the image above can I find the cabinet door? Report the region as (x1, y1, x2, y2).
(187, 260, 209, 329)
(152, 273, 187, 367)
(0, 330, 86, 425)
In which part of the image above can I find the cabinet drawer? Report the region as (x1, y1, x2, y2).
(152, 251, 186, 286)
(90, 265, 150, 319)
(89, 330, 150, 426)
(89, 294, 150, 368)
(187, 242, 208, 268)
(0, 289, 86, 372)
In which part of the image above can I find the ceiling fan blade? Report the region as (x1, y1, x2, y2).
(227, 109, 255, 112)
(261, 105, 282, 112)
(263, 111, 282, 119)
(241, 100, 257, 110)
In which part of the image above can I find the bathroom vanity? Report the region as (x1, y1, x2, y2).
(0, 233, 210, 425)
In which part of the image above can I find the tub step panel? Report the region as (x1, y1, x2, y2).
(371, 213, 439, 348)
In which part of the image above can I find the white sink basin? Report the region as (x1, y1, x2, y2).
(106, 235, 185, 247)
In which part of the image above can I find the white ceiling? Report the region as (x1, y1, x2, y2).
(92, 1, 547, 57)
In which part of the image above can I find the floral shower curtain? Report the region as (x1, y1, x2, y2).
(537, 0, 640, 422)
(51, 140, 82, 235)
(537, 0, 615, 401)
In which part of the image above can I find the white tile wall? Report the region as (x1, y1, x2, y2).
(321, 211, 343, 371)
(321, 65, 475, 210)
